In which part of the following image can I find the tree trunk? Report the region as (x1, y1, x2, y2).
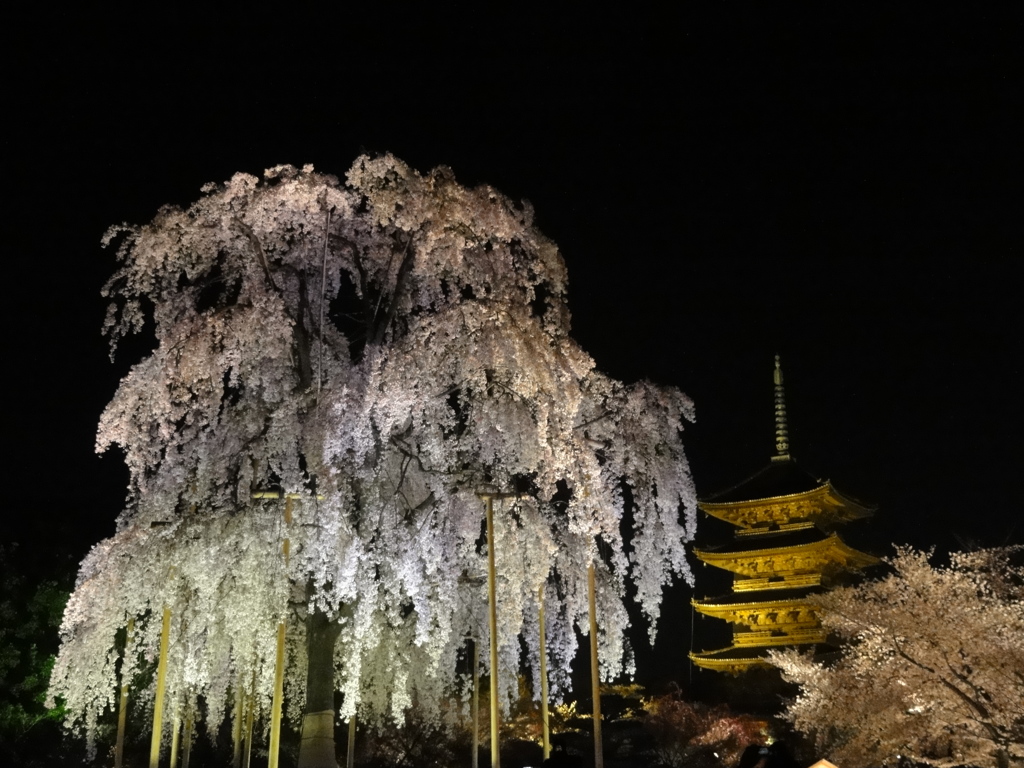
(298, 605, 343, 768)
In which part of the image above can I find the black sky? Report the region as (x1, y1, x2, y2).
(5, 7, 1022, 682)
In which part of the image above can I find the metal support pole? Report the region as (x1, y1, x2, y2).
(471, 638, 479, 768)
(150, 607, 172, 768)
(538, 584, 551, 761)
(588, 562, 604, 768)
(485, 495, 501, 768)
(115, 617, 134, 768)
(346, 714, 356, 768)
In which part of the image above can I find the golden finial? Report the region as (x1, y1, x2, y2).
(773, 354, 790, 460)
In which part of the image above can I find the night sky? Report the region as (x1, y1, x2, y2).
(6, 7, 1021, 688)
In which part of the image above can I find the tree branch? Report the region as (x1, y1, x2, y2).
(370, 234, 415, 347)
(891, 636, 1006, 746)
(232, 219, 278, 291)
(294, 272, 314, 391)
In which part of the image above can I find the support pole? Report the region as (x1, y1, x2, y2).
(170, 714, 180, 768)
(538, 584, 551, 761)
(588, 562, 604, 768)
(150, 608, 172, 768)
(485, 495, 501, 768)
(346, 714, 356, 768)
(182, 714, 193, 768)
(115, 617, 134, 768)
(150, 607, 172, 768)
(242, 689, 255, 768)
(282, 496, 293, 566)
(268, 623, 286, 768)
(231, 681, 244, 768)
(268, 497, 293, 768)
(471, 639, 479, 768)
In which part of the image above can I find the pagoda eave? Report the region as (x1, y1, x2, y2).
(690, 652, 771, 675)
(693, 532, 880, 580)
(699, 482, 874, 530)
(688, 651, 770, 675)
(692, 596, 821, 628)
(690, 631, 827, 674)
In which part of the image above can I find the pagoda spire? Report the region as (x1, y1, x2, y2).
(773, 355, 790, 460)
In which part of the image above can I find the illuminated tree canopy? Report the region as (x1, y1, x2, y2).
(772, 546, 1024, 768)
(48, 156, 697, 760)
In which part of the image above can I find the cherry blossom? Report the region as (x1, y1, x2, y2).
(772, 546, 1024, 768)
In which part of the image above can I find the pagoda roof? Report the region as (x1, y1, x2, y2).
(690, 639, 838, 674)
(688, 645, 786, 674)
(692, 645, 775, 661)
(698, 457, 875, 530)
(692, 594, 822, 626)
(690, 651, 770, 674)
(693, 531, 880, 580)
(699, 525, 828, 554)
(702, 456, 826, 503)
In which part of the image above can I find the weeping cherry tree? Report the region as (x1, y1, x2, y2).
(49, 156, 698, 766)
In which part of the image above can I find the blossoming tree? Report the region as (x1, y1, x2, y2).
(771, 546, 1024, 768)
(49, 156, 697, 766)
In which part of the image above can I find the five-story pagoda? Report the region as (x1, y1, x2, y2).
(689, 357, 878, 674)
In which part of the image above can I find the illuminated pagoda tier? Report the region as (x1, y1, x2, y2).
(690, 356, 879, 675)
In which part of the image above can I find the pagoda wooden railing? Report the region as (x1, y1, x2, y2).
(733, 573, 822, 591)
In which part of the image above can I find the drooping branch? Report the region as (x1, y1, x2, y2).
(891, 636, 985, 713)
(369, 234, 415, 347)
(294, 272, 315, 392)
(317, 208, 332, 401)
(232, 218, 278, 292)
(351, 250, 375, 356)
